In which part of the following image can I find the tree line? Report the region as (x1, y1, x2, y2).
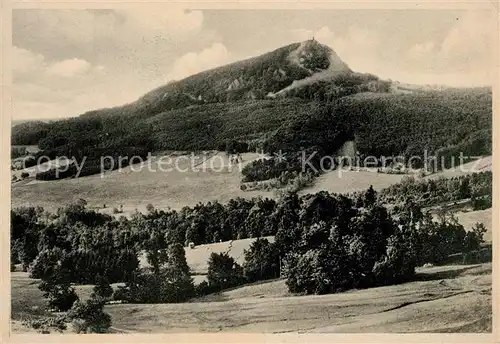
(12, 87, 491, 181)
(12, 182, 489, 310)
(379, 171, 492, 209)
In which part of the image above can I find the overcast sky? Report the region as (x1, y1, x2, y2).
(12, 8, 496, 120)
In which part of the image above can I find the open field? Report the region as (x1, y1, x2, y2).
(139, 236, 274, 276)
(11, 157, 72, 180)
(11, 263, 492, 333)
(11, 152, 273, 214)
(10, 150, 417, 215)
(426, 156, 492, 179)
(301, 170, 406, 196)
(452, 209, 493, 243)
(304, 155, 492, 196)
(105, 263, 493, 333)
(12, 150, 491, 215)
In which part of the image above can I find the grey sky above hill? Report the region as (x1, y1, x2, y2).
(12, 8, 496, 120)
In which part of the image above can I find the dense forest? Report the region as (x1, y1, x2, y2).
(11, 121, 51, 146)
(34, 147, 149, 181)
(12, 182, 489, 305)
(12, 87, 491, 183)
(13, 89, 491, 172)
(263, 89, 492, 161)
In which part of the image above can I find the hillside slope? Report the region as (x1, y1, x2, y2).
(134, 39, 350, 112)
(11, 152, 272, 213)
(9, 40, 366, 151)
(103, 263, 491, 333)
(11, 259, 491, 333)
(11, 41, 491, 176)
(265, 89, 491, 157)
(14, 39, 344, 129)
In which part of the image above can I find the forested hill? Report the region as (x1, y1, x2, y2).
(11, 40, 492, 168)
(134, 39, 351, 112)
(76, 39, 352, 120)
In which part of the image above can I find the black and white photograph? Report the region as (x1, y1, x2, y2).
(4, 3, 497, 337)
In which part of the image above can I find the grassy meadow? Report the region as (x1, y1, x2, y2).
(11, 263, 492, 333)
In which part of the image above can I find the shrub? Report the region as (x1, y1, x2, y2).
(64, 248, 139, 284)
(461, 247, 492, 264)
(243, 238, 280, 282)
(35, 148, 149, 180)
(29, 248, 63, 280)
(11, 183, 489, 303)
(429, 220, 468, 264)
(11, 207, 43, 270)
(23, 156, 38, 168)
(195, 280, 218, 296)
(146, 203, 155, 213)
(207, 252, 245, 291)
(363, 185, 377, 207)
(160, 243, 195, 302)
(463, 222, 487, 252)
(124, 270, 195, 304)
(31, 248, 79, 311)
(287, 243, 366, 294)
(379, 171, 492, 209)
(70, 318, 88, 334)
(112, 285, 130, 302)
(23, 315, 67, 334)
(93, 276, 113, 299)
(11, 146, 27, 159)
(122, 243, 195, 303)
(40, 280, 79, 311)
(472, 195, 492, 211)
(35, 163, 77, 180)
(224, 139, 250, 154)
(67, 296, 112, 333)
(371, 233, 417, 286)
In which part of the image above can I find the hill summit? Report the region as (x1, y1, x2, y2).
(121, 40, 351, 115)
